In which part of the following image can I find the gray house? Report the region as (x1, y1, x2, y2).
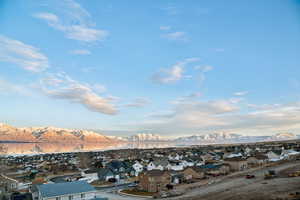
(33, 181, 107, 200)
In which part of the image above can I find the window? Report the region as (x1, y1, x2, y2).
(81, 194, 85, 199)
(68, 195, 73, 200)
(56, 197, 61, 200)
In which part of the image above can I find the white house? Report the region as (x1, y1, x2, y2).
(132, 162, 143, 176)
(147, 159, 168, 171)
(266, 151, 281, 162)
(166, 164, 184, 171)
(281, 150, 300, 160)
(81, 170, 98, 183)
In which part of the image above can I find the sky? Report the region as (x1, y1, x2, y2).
(0, 0, 300, 137)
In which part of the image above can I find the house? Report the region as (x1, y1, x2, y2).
(281, 150, 300, 160)
(81, 170, 99, 182)
(132, 161, 143, 176)
(200, 164, 230, 175)
(0, 174, 18, 193)
(97, 168, 116, 182)
(138, 170, 171, 193)
(247, 154, 268, 166)
(169, 171, 184, 185)
(147, 159, 169, 171)
(106, 160, 125, 174)
(166, 161, 185, 171)
(223, 157, 248, 172)
(33, 181, 107, 200)
(266, 151, 281, 162)
(182, 167, 205, 180)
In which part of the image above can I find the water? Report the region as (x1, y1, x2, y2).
(0, 142, 177, 155)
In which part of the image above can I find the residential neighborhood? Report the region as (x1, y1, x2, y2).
(1, 140, 300, 199)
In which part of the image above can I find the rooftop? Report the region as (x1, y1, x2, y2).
(36, 181, 96, 198)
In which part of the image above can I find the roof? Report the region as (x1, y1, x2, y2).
(254, 154, 268, 160)
(224, 157, 247, 162)
(36, 181, 96, 198)
(153, 159, 169, 167)
(185, 166, 206, 173)
(97, 168, 114, 178)
(145, 170, 170, 177)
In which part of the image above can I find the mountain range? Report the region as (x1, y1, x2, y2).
(0, 123, 299, 144)
(0, 123, 115, 143)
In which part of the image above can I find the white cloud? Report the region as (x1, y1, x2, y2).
(92, 84, 106, 93)
(124, 97, 150, 108)
(195, 65, 213, 72)
(69, 49, 91, 55)
(234, 91, 248, 96)
(136, 97, 300, 136)
(40, 73, 118, 115)
(34, 0, 108, 43)
(0, 35, 49, 72)
(152, 58, 200, 84)
(162, 31, 187, 41)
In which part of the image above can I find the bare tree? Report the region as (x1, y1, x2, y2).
(78, 152, 92, 169)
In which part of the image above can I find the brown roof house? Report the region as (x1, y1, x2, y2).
(138, 170, 171, 193)
(247, 154, 268, 166)
(224, 157, 248, 172)
(182, 167, 205, 180)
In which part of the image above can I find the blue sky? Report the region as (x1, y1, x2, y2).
(0, 0, 300, 137)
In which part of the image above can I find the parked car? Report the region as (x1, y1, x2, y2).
(245, 174, 255, 179)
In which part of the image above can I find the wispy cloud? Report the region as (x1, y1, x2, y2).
(0, 35, 49, 72)
(0, 78, 31, 96)
(137, 97, 300, 136)
(152, 58, 200, 84)
(162, 6, 179, 15)
(69, 49, 91, 55)
(234, 91, 248, 96)
(34, 0, 108, 43)
(124, 97, 151, 108)
(162, 31, 187, 41)
(194, 65, 214, 84)
(160, 26, 171, 31)
(40, 73, 118, 115)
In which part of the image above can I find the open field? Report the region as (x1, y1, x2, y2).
(167, 161, 300, 200)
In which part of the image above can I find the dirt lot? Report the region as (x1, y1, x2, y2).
(167, 161, 300, 200)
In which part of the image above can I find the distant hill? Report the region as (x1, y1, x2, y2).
(0, 123, 119, 143)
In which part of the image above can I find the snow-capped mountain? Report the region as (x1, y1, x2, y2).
(0, 123, 119, 143)
(126, 133, 169, 142)
(175, 132, 242, 143)
(270, 133, 298, 140)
